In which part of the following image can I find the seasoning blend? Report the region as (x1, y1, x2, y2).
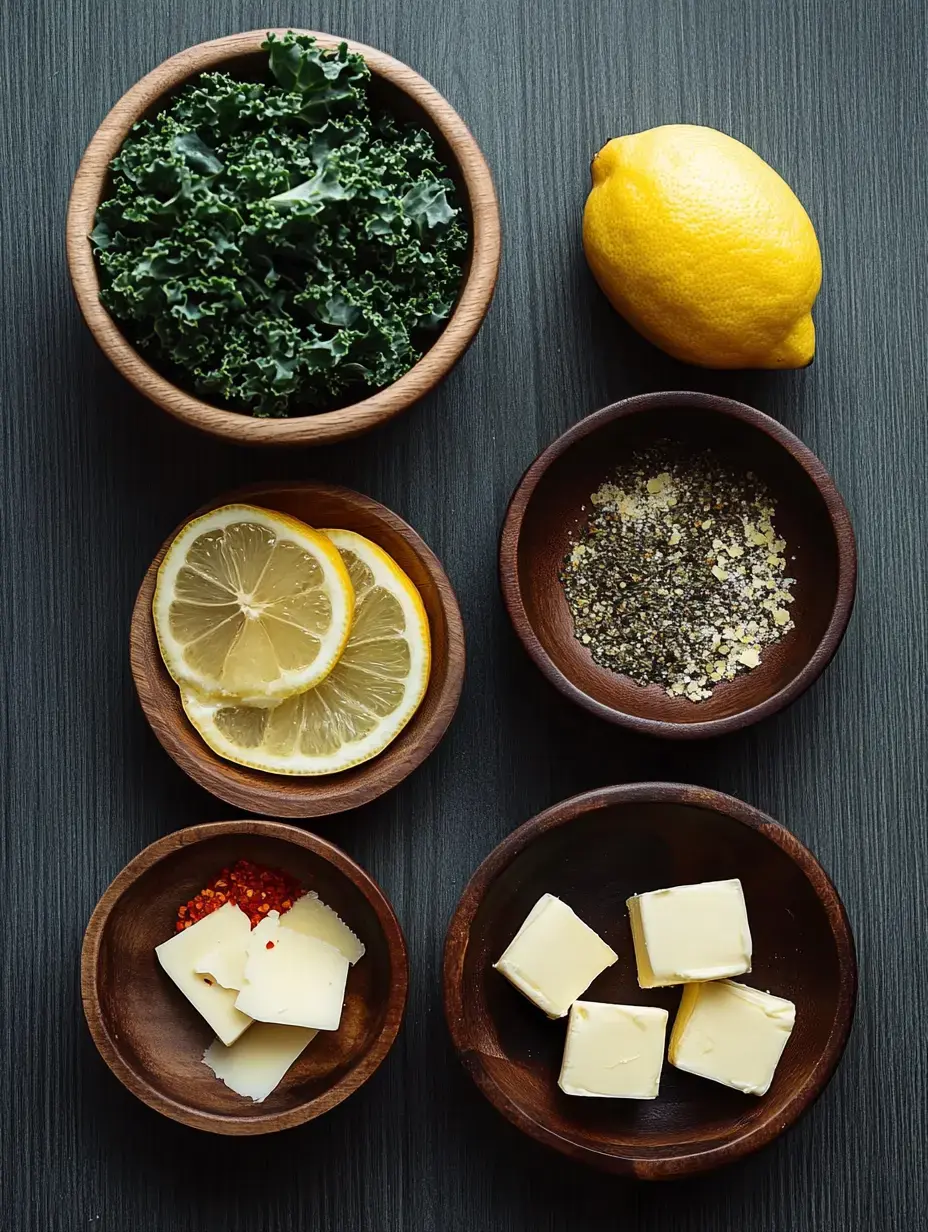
(560, 445, 796, 701)
(177, 860, 304, 930)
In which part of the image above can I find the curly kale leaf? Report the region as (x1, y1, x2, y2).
(91, 32, 468, 416)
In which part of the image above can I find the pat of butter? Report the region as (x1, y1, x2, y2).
(558, 1000, 669, 1099)
(281, 892, 365, 965)
(627, 879, 752, 987)
(234, 912, 350, 1031)
(493, 894, 618, 1019)
(155, 902, 253, 1045)
(203, 1022, 318, 1103)
(669, 979, 796, 1096)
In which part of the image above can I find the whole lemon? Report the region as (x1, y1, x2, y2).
(582, 125, 822, 368)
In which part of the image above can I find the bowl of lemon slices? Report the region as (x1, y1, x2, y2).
(130, 483, 466, 817)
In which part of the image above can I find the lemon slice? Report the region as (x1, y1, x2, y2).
(180, 529, 431, 775)
(153, 505, 354, 702)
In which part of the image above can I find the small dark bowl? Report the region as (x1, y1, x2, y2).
(443, 784, 857, 1178)
(500, 392, 857, 738)
(130, 481, 466, 818)
(82, 820, 408, 1134)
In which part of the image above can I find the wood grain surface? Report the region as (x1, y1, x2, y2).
(1, 0, 925, 1229)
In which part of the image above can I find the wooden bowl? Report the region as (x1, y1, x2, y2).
(82, 819, 408, 1134)
(500, 392, 857, 738)
(130, 481, 465, 817)
(443, 783, 857, 1178)
(66, 29, 501, 445)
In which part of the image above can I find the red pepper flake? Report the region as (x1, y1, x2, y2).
(266, 941, 275, 950)
(176, 859, 306, 930)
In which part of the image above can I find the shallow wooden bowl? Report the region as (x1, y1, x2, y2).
(500, 392, 857, 738)
(82, 820, 408, 1134)
(130, 481, 465, 817)
(66, 29, 500, 445)
(443, 783, 857, 1178)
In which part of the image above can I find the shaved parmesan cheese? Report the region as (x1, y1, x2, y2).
(281, 892, 365, 965)
(235, 913, 350, 1031)
(203, 1022, 318, 1103)
(195, 936, 248, 991)
(155, 902, 253, 1045)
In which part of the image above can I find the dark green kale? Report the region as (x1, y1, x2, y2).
(92, 32, 469, 416)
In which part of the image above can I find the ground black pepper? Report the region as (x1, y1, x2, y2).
(560, 445, 796, 701)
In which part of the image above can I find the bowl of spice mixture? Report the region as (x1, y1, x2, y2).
(500, 392, 856, 738)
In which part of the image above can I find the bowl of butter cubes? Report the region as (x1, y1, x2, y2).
(443, 782, 857, 1178)
(82, 819, 408, 1133)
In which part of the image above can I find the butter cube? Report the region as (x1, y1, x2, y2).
(558, 1001, 668, 1099)
(627, 878, 752, 987)
(493, 894, 618, 1019)
(669, 979, 796, 1096)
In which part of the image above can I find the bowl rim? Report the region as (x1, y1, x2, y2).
(499, 391, 858, 738)
(129, 480, 466, 818)
(81, 818, 409, 1135)
(65, 28, 501, 446)
(442, 781, 858, 1179)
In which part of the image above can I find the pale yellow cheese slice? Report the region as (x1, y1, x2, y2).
(203, 1022, 318, 1103)
(280, 893, 365, 965)
(234, 912, 350, 1030)
(154, 902, 253, 1045)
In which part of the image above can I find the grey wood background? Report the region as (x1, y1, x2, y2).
(1, 0, 925, 1228)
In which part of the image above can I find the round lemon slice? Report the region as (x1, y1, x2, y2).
(153, 505, 354, 702)
(180, 529, 431, 775)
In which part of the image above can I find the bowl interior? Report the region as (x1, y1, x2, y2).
(456, 797, 849, 1169)
(92, 43, 475, 413)
(91, 832, 399, 1126)
(515, 405, 842, 726)
(131, 482, 463, 817)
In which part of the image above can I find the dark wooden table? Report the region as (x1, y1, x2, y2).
(3, 1, 925, 1228)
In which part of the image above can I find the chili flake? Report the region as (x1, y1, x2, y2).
(176, 859, 305, 931)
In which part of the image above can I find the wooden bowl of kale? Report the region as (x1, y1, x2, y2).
(66, 30, 501, 445)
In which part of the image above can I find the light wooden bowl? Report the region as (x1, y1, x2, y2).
(444, 783, 857, 1178)
(130, 482, 465, 817)
(66, 29, 501, 445)
(82, 820, 408, 1134)
(500, 392, 857, 738)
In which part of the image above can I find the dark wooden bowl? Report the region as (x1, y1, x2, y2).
(66, 29, 500, 446)
(130, 482, 465, 817)
(444, 784, 857, 1178)
(82, 820, 408, 1134)
(500, 392, 857, 738)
